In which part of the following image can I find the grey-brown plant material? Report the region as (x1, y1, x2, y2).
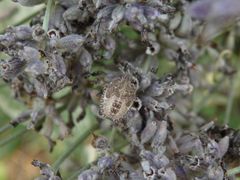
(32, 160, 61, 180)
(0, 57, 26, 81)
(0, 0, 240, 179)
(92, 135, 110, 153)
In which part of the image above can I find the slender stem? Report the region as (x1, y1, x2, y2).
(42, 0, 54, 32)
(15, 7, 44, 26)
(143, 56, 151, 73)
(194, 76, 225, 113)
(110, 127, 116, 145)
(68, 161, 95, 180)
(0, 124, 12, 134)
(0, 128, 27, 147)
(52, 123, 98, 172)
(227, 165, 240, 176)
(113, 140, 129, 152)
(224, 76, 235, 124)
(0, 7, 44, 34)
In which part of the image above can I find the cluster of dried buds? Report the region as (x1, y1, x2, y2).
(1, 0, 240, 179)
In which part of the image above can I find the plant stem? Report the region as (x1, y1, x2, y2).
(52, 123, 98, 172)
(0, 7, 44, 34)
(227, 165, 240, 176)
(0, 124, 12, 134)
(224, 76, 235, 124)
(15, 7, 44, 26)
(0, 128, 27, 147)
(110, 127, 116, 145)
(68, 161, 95, 180)
(194, 76, 225, 114)
(42, 0, 54, 32)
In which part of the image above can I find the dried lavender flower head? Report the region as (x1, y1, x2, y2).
(99, 73, 139, 122)
(1, 0, 240, 179)
(92, 135, 110, 152)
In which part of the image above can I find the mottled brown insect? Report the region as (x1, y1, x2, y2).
(100, 74, 139, 121)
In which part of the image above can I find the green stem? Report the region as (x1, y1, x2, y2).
(42, 0, 54, 32)
(0, 128, 27, 147)
(0, 7, 44, 34)
(227, 165, 240, 176)
(68, 161, 94, 180)
(194, 76, 225, 114)
(110, 127, 116, 145)
(143, 56, 151, 73)
(52, 123, 98, 172)
(224, 76, 235, 124)
(0, 124, 12, 134)
(113, 140, 129, 152)
(15, 7, 44, 26)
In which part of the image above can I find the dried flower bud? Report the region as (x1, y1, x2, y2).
(47, 29, 61, 39)
(173, 83, 193, 94)
(125, 5, 147, 31)
(97, 156, 114, 173)
(96, 5, 115, 22)
(177, 135, 204, 155)
(32, 160, 61, 180)
(146, 41, 160, 56)
(207, 166, 224, 180)
(49, 5, 66, 33)
(109, 5, 125, 32)
(146, 80, 169, 97)
(20, 46, 40, 62)
(51, 34, 85, 53)
(58, 0, 78, 8)
(126, 110, 142, 133)
(0, 34, 15, 48)
(138, 73, 151, 91)
(11, 25, 33, 40)
(151, 121, 168, 149)
(92, 135, 109, 152)
(141, 119, 157, 144)
(32, 25, 46, 42)
(33, 76, 48, 98)
(218, 136, 229, 158)
(25, 59, 45, 76)
(0, 57, 26, 80)
(158, 167, 177, 180)
(78, 169, 100, 180)
(102, 36, 116, 59)
(176, 12, 193, 37)
(79, 48, 93, 72)
(169, 12, 182, 31)
(142, 96, 172, 112)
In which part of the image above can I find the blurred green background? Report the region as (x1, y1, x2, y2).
(0, 0, 240, 179)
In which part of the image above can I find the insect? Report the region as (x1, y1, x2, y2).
(99, 74, 139, 122)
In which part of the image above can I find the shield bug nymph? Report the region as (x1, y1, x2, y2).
(99, 73, 139, 122)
